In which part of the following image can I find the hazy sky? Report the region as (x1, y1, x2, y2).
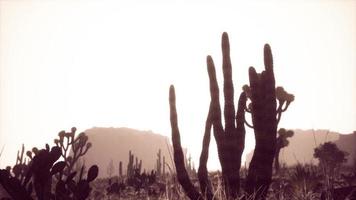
(0, 0, 355, 170)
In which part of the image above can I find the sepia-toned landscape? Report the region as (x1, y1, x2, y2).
(0, 1, 355, 200)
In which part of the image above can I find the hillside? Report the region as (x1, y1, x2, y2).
(245, 129, 354, 166)
(335, 131, 356, 165)
(81, 127, 174, 178)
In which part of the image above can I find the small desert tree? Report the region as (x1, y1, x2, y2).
(274, 128, 294, 172)
(314, 142, 348, 198)
(314, 142, 347, 175)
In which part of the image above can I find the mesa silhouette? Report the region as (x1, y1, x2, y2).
(246, 129, 356, 166)
(80, 127, 174, 178)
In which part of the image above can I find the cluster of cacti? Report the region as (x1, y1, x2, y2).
(126, 150, 142, 179)
(127, 170, 157, 192)
(0, 128, 99, 200)
(106, 180, 126, 196)
(274, 128, 294, 172)
(169, 32, 294, 200)
(106, 151, 167, 198)
(48, 160, 98, 200)
(156, 149, 166, 177)
(11, 144, 30, 183)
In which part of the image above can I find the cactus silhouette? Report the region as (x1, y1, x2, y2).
(197, 104, 213, 200)
(157, 149, 162, 176)
(243, 85, 294, 128)
(169, 32, 247, 200)
(243, 44, 279, 199)
(54, 127, 92, 176)
(126, 150, 143, 185)
(244, 44, 294, 199)
(11, 144, 30, 184)
(0, 128, 98, 200)
(127, 150, 134, 178)
(206, 32, 247, 199)
(119, 161, 123, 177)
(170, 32, 293, 200)
(0, 145, 98, 200)
(169, 86, 205, 200)
(274, 128, 294, 172)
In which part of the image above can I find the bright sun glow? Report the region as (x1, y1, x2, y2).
(0, 0, 355, 170)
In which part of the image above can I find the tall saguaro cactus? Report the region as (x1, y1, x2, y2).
(244, 44, 277, 199)
(206, 33, 247, 199)
(243, 45, 294, 199)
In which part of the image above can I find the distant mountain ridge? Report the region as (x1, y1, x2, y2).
(246, 129, 356, 166)
(82, 127, 174, 178)
(82, 127, 355, 178)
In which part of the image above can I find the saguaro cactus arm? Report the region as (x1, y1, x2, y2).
(197, 104, 213, 200)
(169, 86, 203, 200)
(207, 56, 224, 141)
(222, 33, 236, 133)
